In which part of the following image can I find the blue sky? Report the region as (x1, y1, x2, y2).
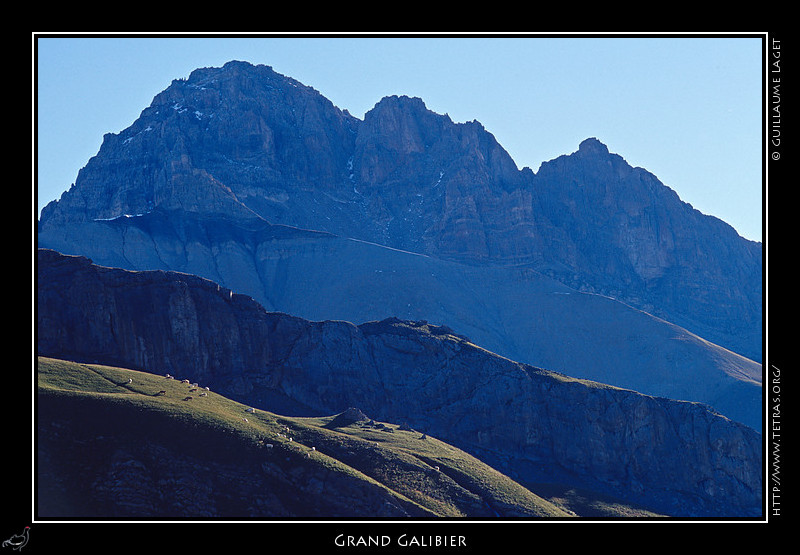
(34, 33, 764, 241)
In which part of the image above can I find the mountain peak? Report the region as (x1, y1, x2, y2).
(364, 94, 441, 128)
(374, 94, 428, 110)
(37, 61, 762, 365)
(577, 137, 610, 155)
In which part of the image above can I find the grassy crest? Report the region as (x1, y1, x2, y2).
(37, 356, 573, 518)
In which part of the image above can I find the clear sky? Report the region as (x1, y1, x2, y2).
(34, 33, 764, 242)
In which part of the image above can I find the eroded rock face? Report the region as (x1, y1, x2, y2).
(38, 61, 761, 363)
(36, 249, 762, 517)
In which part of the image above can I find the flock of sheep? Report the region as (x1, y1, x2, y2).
(156, 373, 212, 401)
(150, 373, 439, 473)
(158, 373, 318, 457)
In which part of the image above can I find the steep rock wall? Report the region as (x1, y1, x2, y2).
(36, 249, 762, 517)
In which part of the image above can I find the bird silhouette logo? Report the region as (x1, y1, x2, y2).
(2, 527, 29, 551)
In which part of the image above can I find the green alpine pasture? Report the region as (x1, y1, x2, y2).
(37, 356, 575, 518)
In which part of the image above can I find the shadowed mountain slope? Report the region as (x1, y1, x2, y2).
(36, 249, 762, 517)
(38, 208, 762, 432)
(38, 357, 574, 518)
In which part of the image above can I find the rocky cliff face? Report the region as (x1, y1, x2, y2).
(36, 249, 762, 517)
(351, 94, 529, 257)
(38, 60, 762, 364)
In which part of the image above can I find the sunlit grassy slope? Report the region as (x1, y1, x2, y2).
(38, 356, 579, 518)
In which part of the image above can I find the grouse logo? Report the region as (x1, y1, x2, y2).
(2, 527, 29, 551)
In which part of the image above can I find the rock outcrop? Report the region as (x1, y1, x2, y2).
(36, 249, 762, 517)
